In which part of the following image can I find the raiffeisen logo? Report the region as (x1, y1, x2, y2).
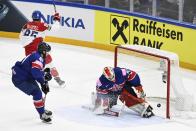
(40, 14, 85, 29)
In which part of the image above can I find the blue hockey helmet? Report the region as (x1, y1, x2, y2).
(32, 10, 42, 21)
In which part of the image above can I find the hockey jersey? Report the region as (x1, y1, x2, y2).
(19, 21, 51, 56)
(12, 52, 45, 85)
(96, 67, 141, 95)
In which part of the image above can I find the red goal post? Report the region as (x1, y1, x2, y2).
(114, 45, 172, 118)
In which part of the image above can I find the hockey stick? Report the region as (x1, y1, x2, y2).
(81, 105, 120, 117)
(52, 0, 57, 13)
(117, 101, 125, 116)
(43, 94, 47, 105)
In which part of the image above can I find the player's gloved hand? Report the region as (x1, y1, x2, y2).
(44, 68, 52, 81)
(44, 68, 50, 73)
(45, 72, 52, 81)
(41, 81, 50, 94)
(53, 13, 60, 21)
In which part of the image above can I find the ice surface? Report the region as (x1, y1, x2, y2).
(0, 37, 196, 131)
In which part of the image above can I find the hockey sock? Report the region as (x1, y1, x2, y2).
(51, 67, 59, 77)
(31, 89, 45, 115)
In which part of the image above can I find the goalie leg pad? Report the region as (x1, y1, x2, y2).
(119, 89, 154, 118)
(92, 92, 118, 107)
(93, 93, 110, 115)
(119, 89, 145, 107)
(129, 103, 154, 118)
(130, 103, 146, 114)
(91, 92, 97, 106)
(108, 93, 118, 108)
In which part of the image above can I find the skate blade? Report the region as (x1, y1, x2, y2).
(58, 82, 66, 88)
(42, 120, 52, 124)
(60, 83, 66, 88)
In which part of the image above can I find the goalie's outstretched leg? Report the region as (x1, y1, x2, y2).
(119, 88, 154, 118)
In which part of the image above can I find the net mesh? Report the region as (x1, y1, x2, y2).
(115, 45, 196, 118)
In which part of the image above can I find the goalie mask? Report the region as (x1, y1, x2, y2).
(103, 67, 115, 81)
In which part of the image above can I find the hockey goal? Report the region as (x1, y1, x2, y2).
(114, 45, 196, 119)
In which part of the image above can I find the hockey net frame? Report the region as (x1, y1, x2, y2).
(114, 45, 172, 118)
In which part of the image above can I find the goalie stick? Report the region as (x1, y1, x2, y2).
(118, 101, 125, 116)
(82, 101, 125, 117)
(81, 105, 120, 117)
(82, 94, 126, 117)
(43, 94, 47, 105)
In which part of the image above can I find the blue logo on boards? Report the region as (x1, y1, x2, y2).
(40, 14, 85, 29)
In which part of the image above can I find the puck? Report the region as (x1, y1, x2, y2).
(157, 103, 161, 107)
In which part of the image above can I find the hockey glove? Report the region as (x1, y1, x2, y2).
(45, 72, 52, 81)
(44, 68, 52, 81)
(41, 82, 50, 94)
(44, 68, 50, 73)
(53, 13, 60, 21)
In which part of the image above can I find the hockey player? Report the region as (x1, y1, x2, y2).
(93, 66, 154, 118)
(19, 10, 65, 87)
(11, 42, 53, 123)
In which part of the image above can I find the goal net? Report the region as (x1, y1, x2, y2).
(114, 45, 196, 119)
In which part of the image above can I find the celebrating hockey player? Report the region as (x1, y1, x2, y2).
(11, 42, 53, 123)
(19, 10, 65, 87)
(92, 66, 154, 118)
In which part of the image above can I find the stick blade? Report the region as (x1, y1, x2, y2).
(81, 105, 120, 117)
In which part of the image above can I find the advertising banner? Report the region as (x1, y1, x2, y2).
(0, 1, 28, 32)
(0, 0, 195, 69)
(0, 0, 95, 41)
(94, 11, 196, 68)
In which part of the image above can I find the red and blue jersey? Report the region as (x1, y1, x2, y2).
(12, 52, 45, 85)
(19, 21, 50, 56)
(96, 67, 141, 95)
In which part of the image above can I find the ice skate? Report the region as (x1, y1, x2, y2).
(40, 112, 52, 123)
(141, 105, 154, 118)
(54, 77, 66, 87)
(45, 109, 52, 116)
